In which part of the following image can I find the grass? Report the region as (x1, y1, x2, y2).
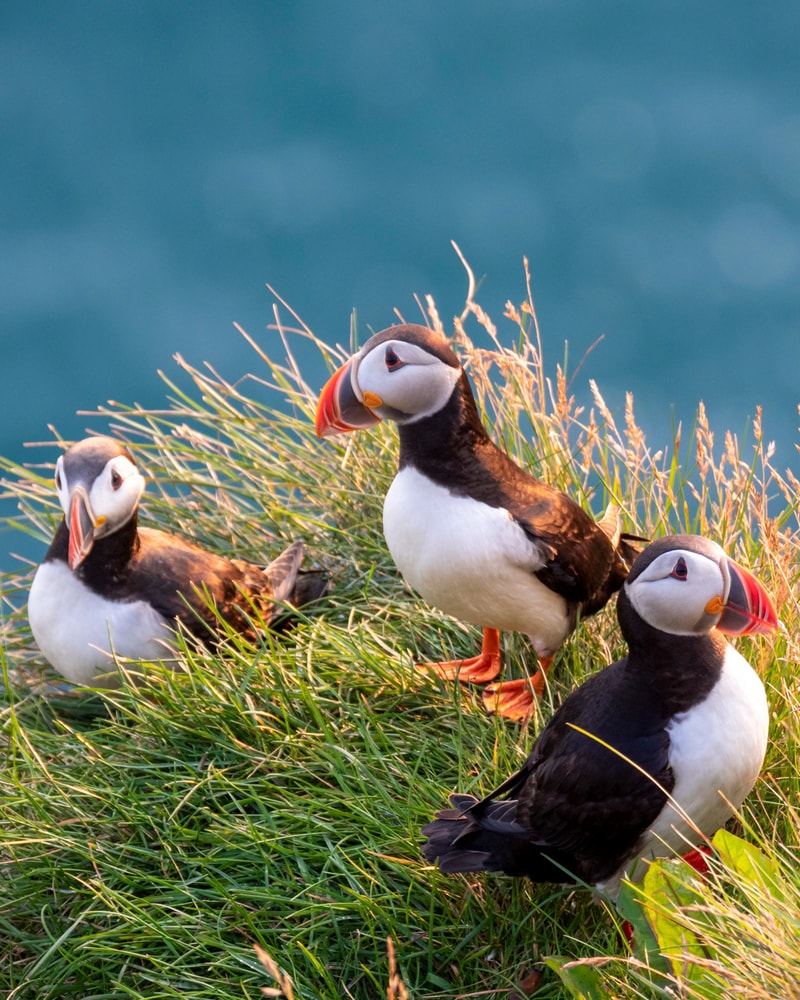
(1, 260, 799, 998)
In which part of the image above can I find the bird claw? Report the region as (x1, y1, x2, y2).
(419, 650, 502, 684)
(417, 628, 502, 683)
(483, 654, 554, 720)
(482, 675, 545, 720)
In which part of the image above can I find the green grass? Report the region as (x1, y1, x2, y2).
(1, 265, 799, 998)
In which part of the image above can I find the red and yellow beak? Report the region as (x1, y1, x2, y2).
(315, 359, 383, 438)
(67, 486, 102, 570)
(710, 558, 779, 637)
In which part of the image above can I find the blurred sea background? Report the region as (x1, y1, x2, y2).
(2, 1, 799, 572)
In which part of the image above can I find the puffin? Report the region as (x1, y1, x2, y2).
(315, 323, 643, 719)
(28, 436, 327, 687)
(421, 534, 778, 897)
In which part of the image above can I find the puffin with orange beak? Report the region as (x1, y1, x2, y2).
(316, 323, 643, 719)
(422, 534, 778, 897)
(28, 436, 326, 687)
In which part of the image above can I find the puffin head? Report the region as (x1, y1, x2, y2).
(54, 436, 145, 570)
(315, 324, 463, 437)
(622, 534, 778, 639)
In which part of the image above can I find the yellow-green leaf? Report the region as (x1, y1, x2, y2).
(544, 956, 610, 999)
(712, 828, 785, 900)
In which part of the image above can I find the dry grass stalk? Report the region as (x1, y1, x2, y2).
(385, 937, 409, 1000)
(254, 943, 295, 1000)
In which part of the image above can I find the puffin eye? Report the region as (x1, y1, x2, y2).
(110, 468, 123, 491)
(55, 469, 63, 491)
(670, 557, 688, 581)
(385, 346, 402, 371)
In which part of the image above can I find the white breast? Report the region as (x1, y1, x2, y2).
(28, 561, 176, 687)
(382, 467, 571, 656)
(619, 644, 768, 887)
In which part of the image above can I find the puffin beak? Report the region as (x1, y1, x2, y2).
(710, 558, 779, 637)
(315, 359, 383, 438)
(67, 486, 99, 570)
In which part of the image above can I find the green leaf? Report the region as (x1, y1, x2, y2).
(640, 858, 709, 982)
(615, 878, 671, 978)
(544, 956, 611, 999)
(712, 828, 785, 899)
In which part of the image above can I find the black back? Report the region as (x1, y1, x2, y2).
(422, 578, 728, 884)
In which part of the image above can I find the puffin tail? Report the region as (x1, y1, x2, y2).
(290, 568, 329, 609)
(421, 794, 574, 882)
(597, 506, 648, 560)
(596, 503, 623, 547)
(265, 541, 329, 628)
(618, 531, 649, 570)
(596, 504, 649, 579)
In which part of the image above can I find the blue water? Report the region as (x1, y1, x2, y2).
(2, 1, 799, 572)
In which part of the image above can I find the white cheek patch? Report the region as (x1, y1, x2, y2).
(400, 364, 460, 421)
(89, 458, 145, 530)
(627, 582, 703, 635)
(412, 364, 461, 423)
(356, 342, 460, 422)
(625, 550, 726, 636)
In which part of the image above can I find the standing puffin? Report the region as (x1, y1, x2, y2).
(315, 323, 642, 719)
(422, 534, 778, 896)
(28, 436, 326, 687)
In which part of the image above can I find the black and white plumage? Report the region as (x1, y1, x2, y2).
(421, 534, 778, 896)
(28, 436, 326, 687)
(315, 323, 643, 719)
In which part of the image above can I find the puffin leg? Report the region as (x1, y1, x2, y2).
(621, 845, 713, 947)
(681, 844, 712, 875)
(419, 627, 502, 684)
(482, 654, 555, 721)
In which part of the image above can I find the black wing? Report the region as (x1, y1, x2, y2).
(130, 528, 290, 642)
(513, 660, 673, 880)
(511, 488, 618, 604)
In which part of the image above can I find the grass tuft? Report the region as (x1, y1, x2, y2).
(1, 263, 799, 997)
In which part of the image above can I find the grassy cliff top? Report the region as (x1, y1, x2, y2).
(1, 271, 798, 998)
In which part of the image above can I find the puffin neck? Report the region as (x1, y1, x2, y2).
(75, 513, 140, 589)
(396, 372, 492, 478)
(617, 588, 725, 715)
(42, 519, 70, 565)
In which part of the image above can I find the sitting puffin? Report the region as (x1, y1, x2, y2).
(422, 534, 778, 897)
(28, 436, 326, 687)
(315, 323, 642, 719)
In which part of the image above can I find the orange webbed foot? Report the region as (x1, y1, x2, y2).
(483, 655, 554, 721)
(418, 628, 502, 684)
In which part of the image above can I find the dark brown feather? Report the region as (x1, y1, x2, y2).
(47, 514, 326, 645)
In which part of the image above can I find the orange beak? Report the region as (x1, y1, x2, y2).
(715, 559, 779, 637)
(67, 486, 97, 570)
(315, 359, 382, 438)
